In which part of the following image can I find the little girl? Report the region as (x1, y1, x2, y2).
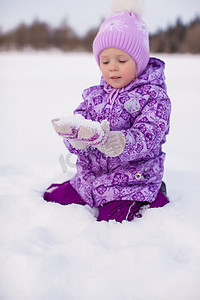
(44, 5, 171, 222)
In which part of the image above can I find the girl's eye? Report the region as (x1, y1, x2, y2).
(119, 60, 127, 63)
(101, 61, 109, 64)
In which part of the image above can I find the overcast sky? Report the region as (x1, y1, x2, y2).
(0, 0, 199, 35)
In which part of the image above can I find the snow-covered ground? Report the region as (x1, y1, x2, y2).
(0, 51, 200, 300)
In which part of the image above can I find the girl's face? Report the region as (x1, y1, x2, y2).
(99, 48, 137, 89)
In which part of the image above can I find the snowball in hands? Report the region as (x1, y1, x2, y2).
(52, 114, 104, 139)
(52, 114, 125, 157)
(52, 114, 108, 144)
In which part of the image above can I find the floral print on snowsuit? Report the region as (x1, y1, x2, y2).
(64, 58, 171, 208)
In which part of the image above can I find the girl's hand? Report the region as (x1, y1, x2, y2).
(96, 131, 126, 157)
(76, 120, 125, 157)
(68, 139, 89, 150)
(51, 114, 106, 141)
(52, 116, 125, 156)
(77, 120, 110, 146)
(51, 118, 78, 139)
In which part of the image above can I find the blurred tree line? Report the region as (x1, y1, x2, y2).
(0, 16, 199, 53)
(150, 17, 200, 53)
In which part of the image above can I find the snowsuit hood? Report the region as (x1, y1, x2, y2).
(64, 58, 171, 207)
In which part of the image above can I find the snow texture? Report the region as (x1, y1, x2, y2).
(0, 51, 200, 300)
(53, 114, 104, 135)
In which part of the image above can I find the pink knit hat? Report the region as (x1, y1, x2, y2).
(93, 11, 149, 77)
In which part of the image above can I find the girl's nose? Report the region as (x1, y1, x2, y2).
(110, 61, 118, 71)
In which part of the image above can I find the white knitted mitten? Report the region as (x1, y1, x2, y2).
(96, 131, 126, 157)
(77, 119, 110, 146)
(68, 139, 89, 150)
(77, 120, 125, 157)
(51, 115, 86, 139)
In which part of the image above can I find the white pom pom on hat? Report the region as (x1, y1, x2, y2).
(110, 0, 145, 17)
(93, 0, 149, 77)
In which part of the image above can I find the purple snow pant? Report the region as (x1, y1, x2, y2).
(43, 181, 169, 222)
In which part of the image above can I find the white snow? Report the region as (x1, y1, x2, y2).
(0, 50, 200, 300)
(52, 114, 105, 136)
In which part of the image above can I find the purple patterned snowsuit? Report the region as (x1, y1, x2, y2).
(63, 58, 171, 208)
